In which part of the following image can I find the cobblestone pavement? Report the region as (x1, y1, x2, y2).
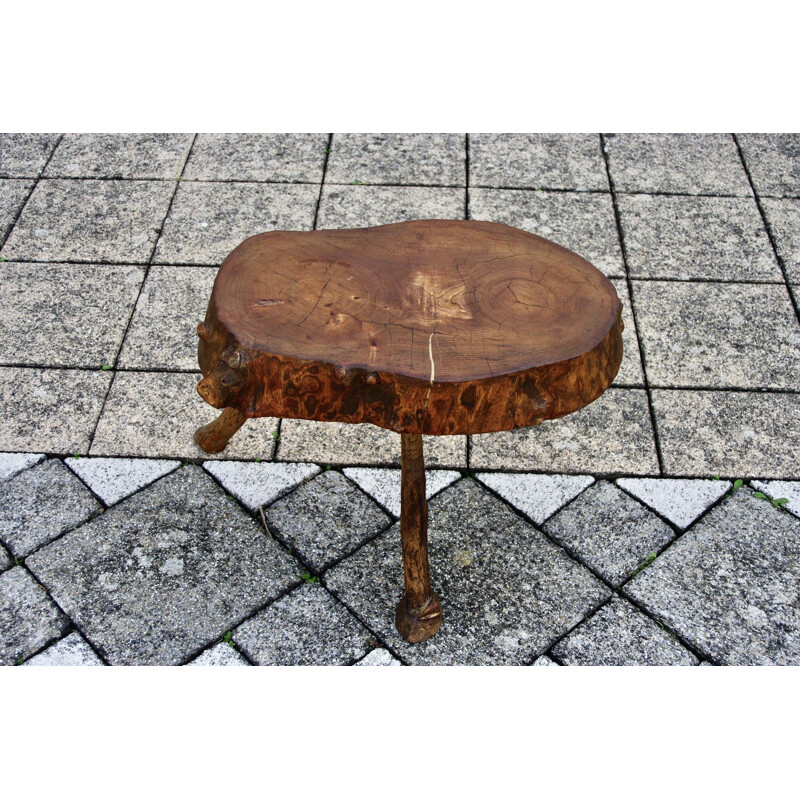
(1, 133, 799, 665)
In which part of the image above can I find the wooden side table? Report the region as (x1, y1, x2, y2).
(194, 220, 623, 643)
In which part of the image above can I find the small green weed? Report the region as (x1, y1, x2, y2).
(629, 552, 658, 579)
(752, 491, 789, 508)
(101, 364, 112, 371)
(732, 479, 743, 492)
(325, 465, 332, 471)
(300, 572, 319, 584)
(223, 631, 234, 648)
(16, 658, 23, 665)
(272, 431, 280, 440)
(350, 180, 362, 185)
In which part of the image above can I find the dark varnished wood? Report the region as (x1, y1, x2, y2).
(194, 219, 623, 644)
(195, 220, 623, 437)
(395, 434, 442, 643)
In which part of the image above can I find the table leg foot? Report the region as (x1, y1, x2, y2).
(194, 407, 247, 453)
(396, 591, 443, 643)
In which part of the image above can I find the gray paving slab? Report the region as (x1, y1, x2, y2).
(0, 367, 111, 453)
(0, 179, 34, 242)
(603, 133, 751, 196)
(0, 262, 144, 368)
(44, 134, 194, 179)
(26, 466, 300, 665)
(341, 468, 461, 517)
(326, 479, 610, 665)
(277, 419, 467, 468)
(609, 278, 644, 386)
(316, 184, 464, 229)
(533, 655, 558, 666)
(234, 584, 373, 665)
(626, 487, 800, 665)
(90, 371, 278, 460)
(1, 179, 175, 263)
(652, 389, 800, 478)
(618, 194, 781, 281)
(186, 642, 250, 666)
(737, 133, 800, 197)
(265, 470, 390, 571)
(0, 566, 70, 665)
(750, 480, 800, 520)
(0, 458, 101, 558)
(0, 134, 60, 177)
(152, 182, 318, 265)
(24, 631, 104, 665)
(183, 133, 327, 183)
(632, 281, 800, 390)
(543, 480, 675, 586)
(469, 133, 608, 191)
(0, 452, 45, 483)
(354, 648, 402, 666)
(203, 460, 320, 512)
(0, 542, 11, 571)
(65, 456, 180, 506)
(469, 188, 624, 277)
(476, 473, 594, 525)
(326, 133, 465, 186)
(617, 477, 732, 530)
(761, 197, 800, 283)
(470, 389, 659, 475)
(552, 596, 699, 665)
(118, 265, 215, 370)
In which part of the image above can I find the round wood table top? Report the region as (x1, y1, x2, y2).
(197, 219, 623, 435)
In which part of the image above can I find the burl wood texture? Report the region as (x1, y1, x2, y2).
(197, 220, 623, 436)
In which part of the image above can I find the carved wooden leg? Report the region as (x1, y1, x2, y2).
(194, 407, 247, 454)
(395, 433, 443, 643)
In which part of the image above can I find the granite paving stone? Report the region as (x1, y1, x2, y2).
(326, 133, 465, 186)
(469, 188, 624, 277)
(617, 478, 732, 529)
(626, 487, 800, 665)
(183, 133, 327, 183)
(476, 473, 594, 526)
(326, 479, 610, 665)
(341, 467, 461, 517)
(23, 631, 104, 666)
(543, 480, 676, 586)
(26, 466, 300, 665)
(552, 596, 699, 665)
(0, 458, 101, 558)
(264, 470, 391, 571)
(44, 133, 194, 179)
(233, 584, 373, 666)
(618, 194, 781, 281)
(65, 456, 180, 506)
(0, 263, 145, 368)
(0, 134, 60, 177)
(1, 179, 175, 263)
(117, 265, 216, 370)
(632, 281, 800, 389)
(354, 648, 402, 666)
(1, 543, 11, 572)
(761, 198, 800, 283)
(0, 179, 34, 242)
(471, 389, 659, 474)
(652, 390, 800, 477)
(90, 371, 277, 460)
(749, 480, 800, 520)
(0, 367, 111, 454)
(278, 419, 467, 468)
(533, 655, 558, 666)
(202, 461, 321, 512)
(603, 133, 751, 196)
(469, 133, 608, 191)
(316, 185, 464, 229)
(737, 133, 800, 197)
(187, 642, 249, 666)
(0, 566, 70, 665)
(609, 278, 645, 386)
(0, 452, 44, 483)
(152, 182, 318, 265)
